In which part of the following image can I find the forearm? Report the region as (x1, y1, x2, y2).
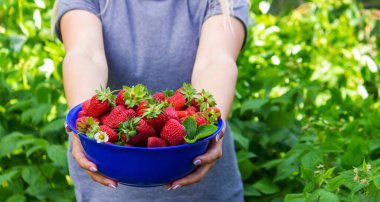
(63, 51, 108, 109)
(191, 57, 238, 121)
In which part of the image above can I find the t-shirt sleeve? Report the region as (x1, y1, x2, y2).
(204, 0, 250, 48)
(54, 0, 101, 42)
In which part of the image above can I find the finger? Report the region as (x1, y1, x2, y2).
(168, 163, 214, 190)
(192, 140, 223, 166)
(86, 170, 118, 188)
(64, 122, 72, 132)
(71, 135, 98, 172)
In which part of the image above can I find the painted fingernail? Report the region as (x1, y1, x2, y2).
(193, 159, 202, 166)
(166, 187, 172, 190)
(172, 184, 181, 190)
(89, 166, 98, 172)
(108, 184, 117, 189)
(216, 134, 220, 142)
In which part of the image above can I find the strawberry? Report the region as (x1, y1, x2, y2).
(186, 106, 198, 115)
(143, 102, 168, 133)
(153, 92, 166, 102)
(100, 113, 109, 124)
(99, 125, 118, 143)
(119, 117, 156, 146)
(84, 86, 115, 117)
(160, 119, 186, 146)
(175, 87, 185, 95)
(163, 107, 179, 121)
(176, 111, 189, 118)
(115, 89, 125, 106)
(76, 116, 100, 138)
(167, 93, 186, 111)
(121, 84, 149, 108)
(179, 83, 197, 106)
(194, 113, 209, 127)
(180, 116, 186, 123)
(207, 106, 221, 124)
(137, 100, 149, 116)
(82, 99, 91, 111)
(147, 137, 168, 148)
(194, 89, 216, 112)
(78, 110, 86, 118)
(103, 105, 136, 128)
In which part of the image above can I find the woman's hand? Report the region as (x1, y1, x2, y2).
(65, 123, 118, 189)
(165, 128, 225, 190)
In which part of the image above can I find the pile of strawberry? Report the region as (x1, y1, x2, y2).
(75, 83, 221, 148)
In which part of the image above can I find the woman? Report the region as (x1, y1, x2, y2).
(56, 0, 249, 201)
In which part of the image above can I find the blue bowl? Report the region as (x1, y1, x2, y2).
(66, 103, 224, 187)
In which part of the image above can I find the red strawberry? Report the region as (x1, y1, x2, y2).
(121, 84, 149, 108)
(208, 106, 221, 122)
(176, 111, 189, 118)
(153, 92, 166, 102)
(163, 107, 179, 121)
(160, 119, 186, 146)
(100, 113, 109, 124)
(84, 87, 115, 117)
(194, 113, 209, 127)
(78, 110, 86, 118)
(137, 100, 149, 116)
(194, 89, 216, 112)
(186, 106, 198, 115)
(143, 103, 168, 133)
(115, 89, 125, 106)
(99, 125, 118, 143)
(190, 98, 198, 107)
(147, 137, 168, 148)
(175, 87, 185, 95)
(82, 99, 91, 111)
(103, 105, 136, 128)
(119, 118, 156, 146)
(167, 93, 186, 110)
(76, 116, 99, 135)
(180, 116, 186, 123)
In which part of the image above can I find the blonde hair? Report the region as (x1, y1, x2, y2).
(51, 0, 233, 35)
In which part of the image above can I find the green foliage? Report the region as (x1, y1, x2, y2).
(233, 0, 380, 201)
(0, 0, 73, 201)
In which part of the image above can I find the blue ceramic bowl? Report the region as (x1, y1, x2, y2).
(66, 103, 224, 187)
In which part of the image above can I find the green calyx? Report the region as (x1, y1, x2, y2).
(96, 86, 116, 107)
(76, 117, 99, 139)
(180, 83, 197, 106)
(118, 117, 140, 141)
(206, 108, 221, 125)
(194, 89, 217, 112)
(122, 84, 149, 108)
(142, 102, 168, 119)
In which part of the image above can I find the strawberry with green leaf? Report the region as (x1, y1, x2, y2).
(122, 84, 149, 108)
(119, 117, 156, 146)
(142, 102, 169, 132)
(194, 89, 217, 112)
(84, 86, 116, 117)
(182, 116, 218, 143)
(76, 116, 100, 139)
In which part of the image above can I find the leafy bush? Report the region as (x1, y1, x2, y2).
(233, 0, 380, 201)
(0, 0, 73, 201)
(1, 0, 380, 201)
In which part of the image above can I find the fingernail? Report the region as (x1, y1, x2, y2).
(193, 159, 202, 166)
(216, 134, 220, 142)
(89, 166, 98, 172)
(172, 184, 181, 190)
(108, 184, 117, 189)
(166, 187, 172, 190)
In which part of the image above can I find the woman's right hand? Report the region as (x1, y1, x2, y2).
(65, 122, 118, 189)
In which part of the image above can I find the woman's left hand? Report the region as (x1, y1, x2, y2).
(165, 129, 225, 190)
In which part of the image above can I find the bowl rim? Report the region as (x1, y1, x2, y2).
(66, 103, 224, 151)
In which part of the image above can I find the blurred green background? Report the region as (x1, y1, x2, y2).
(0, 0, 379, 201)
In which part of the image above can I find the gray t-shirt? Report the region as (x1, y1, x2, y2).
(56, 0, 249, 201)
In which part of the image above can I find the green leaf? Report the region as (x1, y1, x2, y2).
(22, 166, 45, 185)
(21, 104, 51, 125)
(40, 118, 65, 135)
(184, 124, 218, 143)
(373, 174, 380, 190)
(0, 170, 19, 184)
(183, 117, 197, 139)
(284, 193, 306, 202)
(46, 145, 68, 170)
(5, 195, 26, 202)
(236, 150, 257, 163)
(240, 98, 269, 114)
(238, 159, 254, 180)
(244, 185, 262, 196)
(252, 179, 280, 195)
